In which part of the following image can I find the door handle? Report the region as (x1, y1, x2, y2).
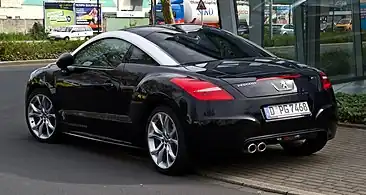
(101, 80, 115, 91)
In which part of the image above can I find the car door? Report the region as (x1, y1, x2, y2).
(55, 38, 132, 139)
(119, 45, 160, 141)
(70, 27, 80, 39)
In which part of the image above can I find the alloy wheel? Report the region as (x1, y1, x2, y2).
(27, 94, 57, 140)
(147, 112, 179, 169)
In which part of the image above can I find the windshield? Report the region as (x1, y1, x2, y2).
(337, 18, 351, 24)
(57, 27, 72, 32)
(145, 26, 275, 64)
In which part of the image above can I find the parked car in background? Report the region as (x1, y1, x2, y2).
(277, 24, 294, 35)
(237, 21, 250, 35)
(48, 25, 94, 41)
(270, 24, 293, 35)
(334, 18, 352, 32)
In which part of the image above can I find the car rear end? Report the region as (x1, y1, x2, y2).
(172, 59, 338, 153)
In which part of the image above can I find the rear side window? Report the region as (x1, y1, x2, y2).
(146, 32, 215, 64)
(145, 28, 273, 64)
(126, 46, 157, 65)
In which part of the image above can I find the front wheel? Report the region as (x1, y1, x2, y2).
(280, 132, 328, 156)
(25, 88, 62, 143)
(146, 106, 191, 175)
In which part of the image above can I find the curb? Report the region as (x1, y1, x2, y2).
(0, 59, 56, 66)
(199, 172, 325, 195)
(338, 122, 366, 130)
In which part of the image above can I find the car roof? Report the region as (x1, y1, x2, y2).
(122, 24, 211, 37)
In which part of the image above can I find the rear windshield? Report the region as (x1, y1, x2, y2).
(145, 27, 275, 64)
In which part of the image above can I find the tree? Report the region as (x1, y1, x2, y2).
(161, 0, 175, 24)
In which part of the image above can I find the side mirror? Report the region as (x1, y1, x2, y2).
(56, 53, 74, 70)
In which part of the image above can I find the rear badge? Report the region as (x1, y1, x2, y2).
(271, 80, 297, 92)
(237, 82, 256, 88)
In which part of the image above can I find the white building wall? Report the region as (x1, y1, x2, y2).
(0, 5, 44, 19)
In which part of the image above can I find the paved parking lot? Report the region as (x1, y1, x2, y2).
(199, 127, 366, 195)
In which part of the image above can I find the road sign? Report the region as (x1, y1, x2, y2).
(196, 0, 206, 10)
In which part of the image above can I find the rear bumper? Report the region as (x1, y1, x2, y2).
(185, 103, 338, 150)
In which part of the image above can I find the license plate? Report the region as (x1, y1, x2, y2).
(263, 101, 311, 120)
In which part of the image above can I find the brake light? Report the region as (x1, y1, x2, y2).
(170, 78, 234, 101)
(320, 71, 332, 90)
(256, 74, 301, 81)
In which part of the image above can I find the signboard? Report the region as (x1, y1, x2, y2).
(75, 3, 101, 31)
(196, 0, 206, 10)
(196, 0, 206, 24)
(44, 2, 75, 32)
(361, 0, 366, 30)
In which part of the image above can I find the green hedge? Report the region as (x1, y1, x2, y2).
(0, 40, 84, 61)
(336, 92, 366, 125)
(1, 29, 363, 46)
(0, 40, 359, 77)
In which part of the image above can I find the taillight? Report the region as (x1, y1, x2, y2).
(256, 74, 301, 81)
(320, 71, 332, 90)
(170, 77, 234, 101)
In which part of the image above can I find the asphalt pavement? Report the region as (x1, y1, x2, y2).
(0, 64, 278, 195)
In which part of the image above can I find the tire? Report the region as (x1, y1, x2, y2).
(25, 88, 63, 143)
(145, 106, 191, 175)
(280, 132, 328, 156)
(84, 36, 90, 40)
(64, 37, 70, 41)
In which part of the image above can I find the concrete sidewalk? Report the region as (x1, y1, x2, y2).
(199, 127, 366, 195)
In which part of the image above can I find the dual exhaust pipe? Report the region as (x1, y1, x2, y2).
(246, 142, 267, 154)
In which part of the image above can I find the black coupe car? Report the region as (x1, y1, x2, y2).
(25, 24, 338, 175)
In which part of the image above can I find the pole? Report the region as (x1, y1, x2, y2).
(97, 0, 101, 34)
(269, 0, 273, 40)
(201, 11, 204, 25)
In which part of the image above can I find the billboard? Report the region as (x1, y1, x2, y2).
(44, 2, 75, 31)
(361, 0, 366, 30)
(75, 3, 102, 31)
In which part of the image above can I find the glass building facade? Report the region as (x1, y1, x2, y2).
(217, 0, 366, 83)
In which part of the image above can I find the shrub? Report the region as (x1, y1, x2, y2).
(0, 40, 84, 61)
(28, 22, 48, 40)
(336, 92, 366, 125)
(319, 49, 351, 76)
(0, 33, 34, 41)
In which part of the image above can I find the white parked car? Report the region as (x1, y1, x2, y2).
(48, 25, 94, 41)
(271, 24, 294, 35)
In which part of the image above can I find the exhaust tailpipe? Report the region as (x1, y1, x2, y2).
(247, 143, 257, 154)
(257, 142, 267, 152)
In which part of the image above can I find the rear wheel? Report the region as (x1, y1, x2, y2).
(280, 132, 328, 156)
(64, 37, 70, 41)
(146, 106, 191, 175)
(25, 88, 62, 143)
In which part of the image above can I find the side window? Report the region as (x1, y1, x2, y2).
(73, 38, 131, 68)
(126, 46, 157, 65)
